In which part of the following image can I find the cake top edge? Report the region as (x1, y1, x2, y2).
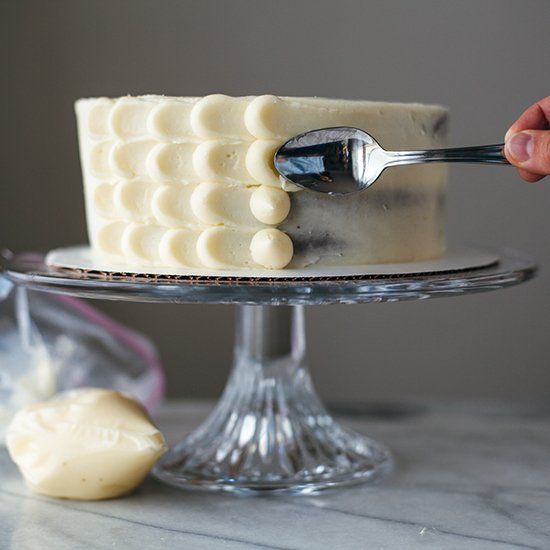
(74, 94, 448, 114)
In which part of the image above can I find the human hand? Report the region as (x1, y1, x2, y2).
(504, 96, 550, 182)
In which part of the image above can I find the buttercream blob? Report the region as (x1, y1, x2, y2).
(250, 186, 290, 225)
(250, 228, 294, 269)
(6, 388, 167, 500)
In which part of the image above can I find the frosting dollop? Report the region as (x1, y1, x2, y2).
(250, 186, 290, 225)
(6, 388, 167, 500)
(250, 228, 293, 269)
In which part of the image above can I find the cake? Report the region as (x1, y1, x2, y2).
(75, 95, 448, 271)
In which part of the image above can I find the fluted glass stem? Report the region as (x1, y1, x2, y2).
(154, 305, 392, 494)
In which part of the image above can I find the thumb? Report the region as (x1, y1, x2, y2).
(505, 130, 550, 176)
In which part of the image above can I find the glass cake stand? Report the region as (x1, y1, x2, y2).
(0, 248, 536, 495)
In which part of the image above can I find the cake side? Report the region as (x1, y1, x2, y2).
(75, 94, 448, 270)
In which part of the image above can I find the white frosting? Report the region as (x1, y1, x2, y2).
(93, 182, 116, 218)
(88, 140, 114, 177)
(110, 98, 153, 139)
(110, 139, 157, 178)
(250, 186, 290, 225)
(121, 223, 166, 262)
(147, 142, 198, 183)
(190, 182, 258, 226)
(151, 184, 198, 227)
(197, 227, 255, 268)
(193, 140, 251, 184)
(114, 179, 158, 222)
(159, 228, 201, 267)
(245, 140, 282, 188)
(76, 94, 448, 270)
(148, 99, 198, 140)
(191, 94, 253, 140)
(96, 221, 126, 256)
(85, 98, 113, 139)
(250, 228, 293, 269)
(6, 388, 166, 500)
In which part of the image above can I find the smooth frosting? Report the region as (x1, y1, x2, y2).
(76, 94, 448, 270)
(6, 388, 167, 500)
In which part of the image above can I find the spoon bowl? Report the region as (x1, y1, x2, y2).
(274, 127, 382, 195)
(274, 127, 508, 195)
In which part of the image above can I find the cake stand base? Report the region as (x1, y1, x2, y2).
(153, 305, 392, 494)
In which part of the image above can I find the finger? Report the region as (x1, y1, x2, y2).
(517, 167, 544, 183)
(505, 96, 550, 141)
(505, 129, 550, 176)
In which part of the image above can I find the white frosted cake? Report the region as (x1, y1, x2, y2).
(75, 94, 448, 271)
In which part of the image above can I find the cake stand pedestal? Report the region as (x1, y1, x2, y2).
(1, 248, 536, 495)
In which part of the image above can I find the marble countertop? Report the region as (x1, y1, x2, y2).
(2, 399, 550, 549)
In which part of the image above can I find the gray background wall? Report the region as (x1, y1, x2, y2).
(1, 0, 549, 401)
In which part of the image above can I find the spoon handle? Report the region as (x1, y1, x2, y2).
(386, 143, 509, 166)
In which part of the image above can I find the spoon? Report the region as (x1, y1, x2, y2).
(274, 127, 509, 195)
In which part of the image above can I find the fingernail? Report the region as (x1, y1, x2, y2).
(506, 132, 533, 163)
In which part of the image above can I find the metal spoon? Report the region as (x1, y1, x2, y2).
(274, 127, 509, 195)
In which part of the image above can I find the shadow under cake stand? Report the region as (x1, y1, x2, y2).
(1, 246, 536, 495)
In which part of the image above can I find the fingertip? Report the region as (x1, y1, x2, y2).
(505, 132, 534, 165)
